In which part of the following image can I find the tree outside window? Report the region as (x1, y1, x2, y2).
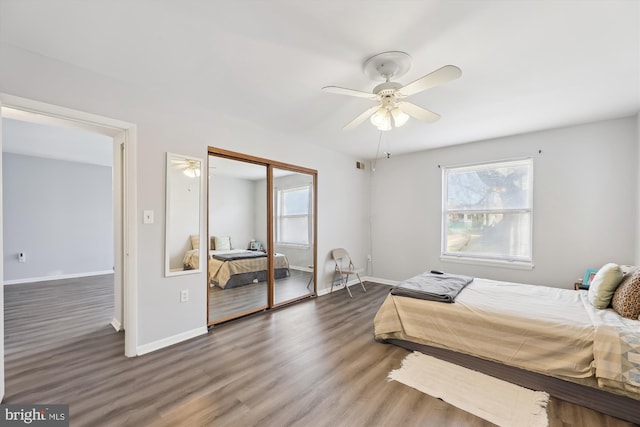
(442, 158, 533, 263)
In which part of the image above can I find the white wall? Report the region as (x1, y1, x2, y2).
(209, 174, 257, 250)
(3, 153, 113, 282)
(370, 116, 638, 288)
(0, 114, 4, 399)
(0, 44, 370, 349)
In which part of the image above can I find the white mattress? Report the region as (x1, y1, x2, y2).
(375, 278, 596, 378)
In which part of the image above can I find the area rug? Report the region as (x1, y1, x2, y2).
(388, 351, 549, 427)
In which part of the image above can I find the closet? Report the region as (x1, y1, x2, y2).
(207, 147, 317, 325)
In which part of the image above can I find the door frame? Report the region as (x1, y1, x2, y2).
(0, 94, 139, 400)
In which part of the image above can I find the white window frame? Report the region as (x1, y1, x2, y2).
(275, 184, 312, 247)
(441, 158, 534, 269)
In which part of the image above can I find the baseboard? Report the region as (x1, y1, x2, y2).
(136, 326, 208, 356)
(111, 318, 122, 332)
(317, 276, 399, 296)
(3, 270, 114, 285)
(289, 265, 313, 273)
(361, 276, 399, 286)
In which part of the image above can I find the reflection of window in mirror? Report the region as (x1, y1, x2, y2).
(275, 185, 312, 246)
(165, 153, 203, 277)
(272, 169, 315, 307)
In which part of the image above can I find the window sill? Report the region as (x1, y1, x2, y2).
(275, 243, 311, 249)
(440, 255, 534, 271)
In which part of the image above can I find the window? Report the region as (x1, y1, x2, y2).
(442, 158, 533, 264)
(276, 185, 311, 246)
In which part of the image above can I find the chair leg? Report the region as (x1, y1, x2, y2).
(357, 273, 366, 292)
(344, 273, 353, 298)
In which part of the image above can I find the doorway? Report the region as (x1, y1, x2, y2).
(0, 94, 138, 399)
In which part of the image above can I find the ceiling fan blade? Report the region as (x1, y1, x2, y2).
(397, 102, 440, 123)
(322, 86, 377, 100)
(343, 105, 380, 131)
(171, 161, 188, 169)
(398, 65, 462, 97)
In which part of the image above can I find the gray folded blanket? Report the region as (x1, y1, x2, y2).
(390, 271, 474, 303)
(211, 250, 266, 261)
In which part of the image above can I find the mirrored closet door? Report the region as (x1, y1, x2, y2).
(272, 167, 315, 306)
(207, 148, 317, 326)
(208, 155, 268, 324)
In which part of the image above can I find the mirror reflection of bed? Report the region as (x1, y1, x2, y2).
(207, 153, 315, 324)
(165, 153, 202, 277)
(208, 263, 313, 319)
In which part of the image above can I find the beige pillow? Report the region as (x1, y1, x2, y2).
(190, 235, 199, 250)
(214, 236, 231, 251)
(588, 263, 624, 309)
(611, 268, 640, 319)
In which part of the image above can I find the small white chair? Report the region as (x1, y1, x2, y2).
(331, 248, 366, 298)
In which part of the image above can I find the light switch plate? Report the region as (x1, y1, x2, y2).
(143, 210, 154, 224)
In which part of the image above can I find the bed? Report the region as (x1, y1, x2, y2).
(208, 249, 290, 289)
(374, 271, 640, 424)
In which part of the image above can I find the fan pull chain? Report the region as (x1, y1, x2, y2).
(372, 130, 384, 172)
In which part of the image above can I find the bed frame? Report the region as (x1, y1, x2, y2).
(385, 338, 640, 425)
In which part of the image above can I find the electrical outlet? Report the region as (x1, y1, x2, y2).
(180, 290, 189, 303)
(367, 254, 372, 262)
(18, 252, 26, 263)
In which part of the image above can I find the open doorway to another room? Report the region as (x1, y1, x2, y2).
(3, 114, 113, 336)
(1, 107, 126, 402)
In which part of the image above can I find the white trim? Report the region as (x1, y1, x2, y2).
(441, 157, 534, 265)
(122, 126, 138, 358)
(0, 99, 5, 400)
(3, 270, 114, 286)
(317, 284, 342, 296)
(136, 326, 207, 356)
(0, 95, 131, 136)
(441, 255, 534, 270)
(111, 318, 122, 332)
(361, 276, 399, 286)
(317, 279, 351, 296)
(289, 265, 313, 273)
(316, 276, 392, 296)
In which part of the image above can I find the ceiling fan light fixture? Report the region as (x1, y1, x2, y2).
(376, 113, 392, 131)
(391, 107, 409, 127)
(323, 52, 461, 132)
(370, 107, 388, 128)
(183, 167, 201, 178)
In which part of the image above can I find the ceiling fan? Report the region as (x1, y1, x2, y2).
(171, 158, 201, 178)
(322, 51, 461, 131)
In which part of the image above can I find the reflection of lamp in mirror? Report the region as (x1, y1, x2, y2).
(171, 157, 201, 178)
(183, 162, 201, 178)
(166, 152, 203, 277)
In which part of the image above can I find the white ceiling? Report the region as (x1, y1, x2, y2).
(1, 1, 638, 159)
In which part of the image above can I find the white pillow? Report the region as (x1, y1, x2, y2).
(214, 236, 231, 251)
(588, 263, 624, 309)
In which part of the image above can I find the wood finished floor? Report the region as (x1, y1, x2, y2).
(209, 270, 313, 323)
(4, 275, 637, 427)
